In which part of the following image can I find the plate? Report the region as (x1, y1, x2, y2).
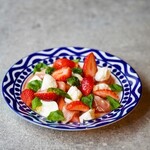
(2, 47, 142, 131)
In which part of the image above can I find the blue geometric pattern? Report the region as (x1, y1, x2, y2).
(2, 47, 142, 131)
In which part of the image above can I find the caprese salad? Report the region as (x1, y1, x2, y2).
(21, 52, 123, 123)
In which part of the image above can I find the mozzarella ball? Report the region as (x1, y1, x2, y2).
(79, 109, 95, 123)
(95, 67, 111, 82)
(65, 86, 82, 103)
(41, 74, 57, 91)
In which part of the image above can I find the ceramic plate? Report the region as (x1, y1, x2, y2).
(2, 47, 142, 131)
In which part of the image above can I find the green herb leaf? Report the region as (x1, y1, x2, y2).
(47, 88, 72, 99)
(72, 59, 80, 63)
(45, 66, 55, 74)
(107, 96, 121, 110)
(27, 80, 42, 92)
(32, 97, 42, 110)
(33, 63, 47, 74)
(72, 67, 83, 75)
(81, 94, 94, 108)
(47, 110, 65, 122)
(109, 84, 123, 92)
(67, 76, 80, 86)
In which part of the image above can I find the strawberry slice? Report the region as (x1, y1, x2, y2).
(93, 89, 119, 100)
(57, 81, 67, 92)
(34, 91, 58, 101)
(52, 67, 72, 81)
(66, 101, 89, 112)
(58, 97, 66, 110)
(83, 52, 97, 77)
(21, 89, 35, 107)
(53, 58, 76, 69)
(81, 76, 94, 96)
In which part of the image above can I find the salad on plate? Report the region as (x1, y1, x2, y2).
(21, 52, 123, 124)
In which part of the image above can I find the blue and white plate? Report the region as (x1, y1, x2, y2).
(2, 47, 142, 131)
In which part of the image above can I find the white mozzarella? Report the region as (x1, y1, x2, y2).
(93, 83, 111, 91)
(95, 67, 111, 82)
(41, 74, 57, 91)
(65, 86, 82, 103)
(79, 109, 95, 123)
(38, 101, 58, 117)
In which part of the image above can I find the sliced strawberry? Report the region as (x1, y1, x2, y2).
(21, 89, 35, 107)
(53, 58, 76, 69)
(34, 91, 58, 101)
(66, 101, 89, 112)
(94, 95, 111, 112)
(83, 52, 97, 77)
(93, 89, 119, 100)
(58, 97, 66, 110)
(81, 76, 94, 96)
(57, 81, 67, 92)
(52, 67, 72, 81)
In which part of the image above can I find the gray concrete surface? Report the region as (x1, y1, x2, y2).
(0, 0, 150, 149)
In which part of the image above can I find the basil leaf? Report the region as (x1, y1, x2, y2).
(72, 59, 80, 63)
(33, 63, 47, 74)
(67, 76, 80, 86)
(27, 80, 42, 92)
(45, 66, 55, 74)
(32, 97, 42, 110)
(72, 68, 83, 75)
(47, 88, 72, 99)
(107, 96, 121, 110)
(47, 110, 65, 122)
(81, 94, 94, 108)
(109, 84, 123, 92)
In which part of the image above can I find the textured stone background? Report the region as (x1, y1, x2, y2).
(0, 0, 150, 149)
